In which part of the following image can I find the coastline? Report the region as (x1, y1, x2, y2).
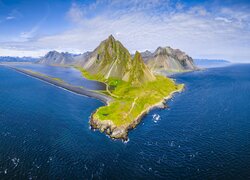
(1, 64, 184, 141)
(3, 65, 113, 105)
(90, 84, 184, 141)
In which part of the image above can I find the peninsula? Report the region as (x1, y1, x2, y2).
(75, 35, 184, 140)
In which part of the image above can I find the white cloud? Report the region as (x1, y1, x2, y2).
(0, 9, 21, 23)
(1, 1, 250, 62)
(6, 16, 16, 20)
(215, 17, 232, 23)
(66, 2, 84, 24)
(6, 9, 22, 20)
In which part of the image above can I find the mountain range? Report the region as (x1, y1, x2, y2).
(0, 56, 38, 62)
(36, 35, 197, 78)
(141, 47, 197, 75)
(38, 51, 77, 65)
(77, 35, 155, 83)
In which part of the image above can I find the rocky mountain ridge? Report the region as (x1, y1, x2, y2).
(38, 36, 197, 76)
(141, 46, 197, 75)
(79, 35, 156, 84)
(38, 51, 77, 65)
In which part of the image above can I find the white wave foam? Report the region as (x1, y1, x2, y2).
(152, 113, 161, 123)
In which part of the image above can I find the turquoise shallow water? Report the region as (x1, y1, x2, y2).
(0, 64, 250, 179)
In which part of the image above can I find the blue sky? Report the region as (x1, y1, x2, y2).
(0, 0, 249, 62)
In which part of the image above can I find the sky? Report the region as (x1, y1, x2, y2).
(0, 0, 250, 62)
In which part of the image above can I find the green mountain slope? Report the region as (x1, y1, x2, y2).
(129, 51, 156, 85)
(80, 35, 155, 84)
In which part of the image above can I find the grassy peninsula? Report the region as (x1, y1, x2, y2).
(77, 66, 183, 140)
(72, 36, 185, 140)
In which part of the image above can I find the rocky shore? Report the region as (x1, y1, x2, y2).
(90, 87, 184, 141)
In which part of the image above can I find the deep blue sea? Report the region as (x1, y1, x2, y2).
(0, 64, 250, 179)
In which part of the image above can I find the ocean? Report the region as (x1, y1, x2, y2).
(0, 64, 249, 179)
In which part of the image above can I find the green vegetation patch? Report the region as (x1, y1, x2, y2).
(77, 66, 183, 127)
(75, 66, 106, 81)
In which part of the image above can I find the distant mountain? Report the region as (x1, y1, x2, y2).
(139, 50, 153, 62)
(80, 35, 155, 84)
(0, 56, 38, 62)
(74, 51, 92, 66)
(194, 59, 230, 68)
(141, 47, 197, 75)
(38, 51, 77, 65)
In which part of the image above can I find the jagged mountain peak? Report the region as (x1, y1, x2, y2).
(108, 34, 115, 41)
(129, 51, 156, 85)
(144, 50, 152, 53)
(82, 35, 132, 80)
(143, 46, 197, 75)
(101, 34, 120, 48)
(45, 50, 60, 56)
(133, 51, 141, 59)
(81, 36, 156, 84)
(155, 46, 164, 52)
(96, 35, 130, 57)
(39, 50, 76, 65)
(155, 46, 174, 55)
(133, 51, 145, 67)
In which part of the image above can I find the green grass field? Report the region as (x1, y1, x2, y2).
(76, 66, 183, 127)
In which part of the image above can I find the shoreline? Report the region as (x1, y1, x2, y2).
(1, 64, 183, 141)
(3, 65, 113, 105)
(90, 85, 184, 141)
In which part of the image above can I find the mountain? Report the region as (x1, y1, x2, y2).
(38, 51, 77, 65)
(139, 50, 153, 62)
(74, 51, 92, 66)
(142, 47, 197, 75)
(0, 56, 38, 62)
(194, 59, 230, 68)
(129, 51, 156, 85)
(80, 35, 131, 80)
(79, 35, 155, 83)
